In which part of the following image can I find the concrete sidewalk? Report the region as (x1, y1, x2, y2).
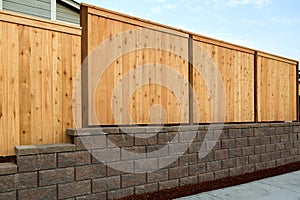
(177, 171, 300, 200)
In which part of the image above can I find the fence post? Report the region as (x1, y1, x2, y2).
(297, 61, 299, 122)
(80, 4, 89, 128)
(254, 51, 258, 123)
(188, 34, 194, 125)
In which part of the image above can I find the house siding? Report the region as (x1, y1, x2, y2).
(3, 0, 51, 19)
(57, 1, 79, 25)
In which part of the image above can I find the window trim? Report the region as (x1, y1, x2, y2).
(51, 0, 56, 20)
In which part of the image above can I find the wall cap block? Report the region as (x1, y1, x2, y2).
(15, 144, 76, 156)
(0, 163, 17, 175)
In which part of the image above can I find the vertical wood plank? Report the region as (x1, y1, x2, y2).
(19, 25, 32, 146)
(0, 22, 8, 155)
(62, 33, 73, 143)
(30, 27, 43, 144)
(52, 32, 63, 143)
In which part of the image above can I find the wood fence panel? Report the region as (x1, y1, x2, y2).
(192, 39, 255, 123)
(257, 54, 297, 122)
(0, 10, 81, 156)
(84, 5, 190, 125)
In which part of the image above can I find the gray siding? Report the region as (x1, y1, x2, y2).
(56, 1, 79, 25)
(3, 0, 51, 19)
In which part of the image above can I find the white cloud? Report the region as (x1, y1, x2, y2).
(228, 0, 271, 7)
(198, 0, 271, 7)
(150, 6, 162, 13)
(144, 0, 165, 3)
(164, 4, 176, 9)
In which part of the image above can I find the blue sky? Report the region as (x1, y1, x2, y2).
(79, 0, 299, 62)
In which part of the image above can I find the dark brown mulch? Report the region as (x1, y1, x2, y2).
(0, 156, 16, 164)
(120, 161, 300, 200)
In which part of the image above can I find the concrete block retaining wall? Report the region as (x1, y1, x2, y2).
(1, 123, 300, 200)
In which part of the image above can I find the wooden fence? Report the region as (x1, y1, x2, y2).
(0, 10, 81, 156)
(81, 3, 298, 126)
(0, 3, 298, 155)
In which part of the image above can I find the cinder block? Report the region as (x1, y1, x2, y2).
(0, 163, 17, 175)
(58, 151, 91, 168)
(236, 138, 248, 148)
(243, 164, 254, 173)
(214, 169, 229, 180)
(18, 186, 56, 200)
(293, 125, 300, 133)
(40, 167, 74, 186)
(158, 155, 179, 168)
(58, 180, 91, 199)
(198, 172, 214, 182)
(76, 193, 106, 200)
(260, 153, 272, 162)
(75, 136, 106, 150)
(275, 127, 285, 135)
(221, 158, 236, 169)
(254, 127, 268, 136)
(236, 157, 248, 166)
(134, 134, 157, 146)
(207, 161, 221, 172)
(188, 163, 206, 176)
(169, 166, 188, 179)
(248, 155, 260, 164)
(179, 153, 198, 166)
(0, 191, 16, 200)
(214, 149, 229, 160)
(92, 176, 120, 193)
(229, 167, 243, 176)
(271, 135, 281, 143)
(248, 137, 261, 146)
(135, 183, 158, 195)
(254, 145, 266, 154)
(121, 146, 146, 160)
(76, 164, 106, 180)
(17, 154, 56, 172)
(241, 128, 254, 137)
(228, 129, 242, 139)
(107, 134, 134, 147)
(106, 161, 133, 176)
(91, 149, 120, 164)
(135, 158, 158, 172)
(0, 175, 15, 192)
(37, 144, 76, 153)
(15, 145, 38, 156)
(229, 148, 242, 158)
(205, 140, 221, 151)
(147, 169, 168, 183)
(158, 132, 178, 144)
(180, 175, 198, 186)
(121, 173, 146, 188)
(265, 144, 276, 152)
(16, 172, 38, 190)
(255, 162, 266, 171)
(107, 187, 134, 200)
(159, 179, 179, 190)
(146, 145, 168, 158)
(221, 139, 236, 149)
(242, 146, 254, 156)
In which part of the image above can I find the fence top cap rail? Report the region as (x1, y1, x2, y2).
(0, 10, 82, 35)
(82, 3, 298, 63)
(257, 51, 298, 65)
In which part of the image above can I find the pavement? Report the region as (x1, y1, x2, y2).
(176, 171, 300, 200)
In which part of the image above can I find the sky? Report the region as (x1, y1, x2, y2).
(77, 0, 300, 63)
